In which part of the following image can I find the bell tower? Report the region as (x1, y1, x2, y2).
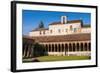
(61, 16, 67, 24)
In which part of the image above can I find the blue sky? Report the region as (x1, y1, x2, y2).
(22, 10, 91, 35)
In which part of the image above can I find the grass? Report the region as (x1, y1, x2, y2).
(23, 56, 91, 63)
(37, 56, 90, 62)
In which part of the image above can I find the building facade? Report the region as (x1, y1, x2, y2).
(29, 16, 91, 36)
(23, 16, 91, 57)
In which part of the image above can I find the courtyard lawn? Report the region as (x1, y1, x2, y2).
(23, 56, 91, 63)
(37, 56, 90, 62)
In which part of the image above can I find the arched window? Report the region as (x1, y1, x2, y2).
(66, 29, 68, 32)
(62, 16, 66, 24)
(45, 44, 48, 52)
(62, 44, 64, 52)
(63, 17, 66, 24)
(81, 43, 83, 51)
(55, 44, 57, 52)
(50, 30, 52, 33)
(74, 28, 77, 32)
(73, 43, 75, 52)
(65, 44, 68, 52)
(58, 29, 61, 33)
(49, 44, 51, 52)
(52, 44, 54, 52)
(40, 31, 41, 35)
(70, 25, 73, 31)
(58, 44, 60, 52)
(84, 43, 87, 51)
(89, 43, 91, 51)
(69, 43, 72, 52)
(77, 43, 79, 51)
(22, 44, 25, 55)
(24, 44, 28, 57)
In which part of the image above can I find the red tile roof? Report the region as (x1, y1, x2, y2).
(49, 20, 82, 25)
(30, 33, 90, 43)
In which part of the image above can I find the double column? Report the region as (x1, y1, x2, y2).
(43, 42, 91, 56)
(23, 44, 34, 58)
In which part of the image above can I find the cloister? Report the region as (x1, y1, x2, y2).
(42, 41, 91, 56)
(23, 33, 91, 58)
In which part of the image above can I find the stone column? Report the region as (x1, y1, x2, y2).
(54, 44, 55, 53)
(71, 43, 73, 52)
(65, 43, 68, 55)
(89, 42, 91, 51)
(23, 45, 26, 57)
(83, 43, 85, 51)
(75, 43, 76, 52)
(87, 42, 89, 51)
(26, 45, 30, 57)
(30, 45, 33, 57)
(75, 43, 77, 52)
(51, 44, 52, 53)
(46, 44, 48, 52)
(56, 44, 58, 52)
(48, 44, 49, 52)
(32, 45, 34, 57)
(67, 43, 69, 56)
(44, 44, 46, 52)
(61, 44, 62, 52)
(56, 44, 59, 56)
(79, 43, 81, 51)
(85, 43, 87, 51)
(63, 44, 65, 56)
(29, 45, 32, 57)
(47, 44, 50, 55)
(52, 44, 54, 52)
(49, 44, 50, 52)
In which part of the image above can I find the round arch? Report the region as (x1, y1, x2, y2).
(76, 43, 79, 51)
(73, 43, 75, 52)
(84, 43, 87, 51)
(69, 43, 72, 52)
(55, 44, 57, 52)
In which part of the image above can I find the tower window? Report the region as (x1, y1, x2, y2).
(61, 16, 67, 24)
(58, 29, 61, 33)
(40, 31, 41, 35)
(70, 25, 73, 31)
(50, 30, 52, 33)
(74, 28, 77, 32)
(43, 31, 45, 34)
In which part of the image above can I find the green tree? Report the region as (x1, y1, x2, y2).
(38, 21, 44, 28)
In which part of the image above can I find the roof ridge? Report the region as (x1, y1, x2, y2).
(49, 19, 82, 25)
